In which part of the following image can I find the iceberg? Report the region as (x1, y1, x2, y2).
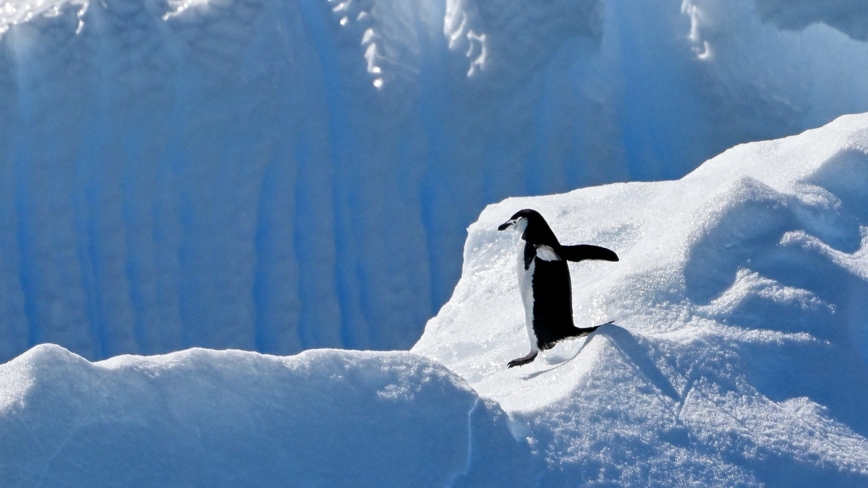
(2, 112, 867, 486)
(1, 0, 868, 360)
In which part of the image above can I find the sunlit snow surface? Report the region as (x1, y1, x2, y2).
(3, 114, 868, 486)
(414, 113, 868, 486)
(1, 0, 868, 360)
(0, 344, 533, 487)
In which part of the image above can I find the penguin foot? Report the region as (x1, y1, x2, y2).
(507, 351, 538, 368)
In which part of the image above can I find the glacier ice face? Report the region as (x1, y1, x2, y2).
(414, 113, 868, 486)
(1, 0, 868, 361)
(753, 0, 868, 41)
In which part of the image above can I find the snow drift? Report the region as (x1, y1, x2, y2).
(2, 0, 868, 361)
(414, 112, 868, 485)
(3, 113, 868, 486)
(0, 344, 533, 487)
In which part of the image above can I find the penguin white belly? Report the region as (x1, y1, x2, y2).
(517, 247, 539, 352)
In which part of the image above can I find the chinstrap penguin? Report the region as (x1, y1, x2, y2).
(498, 209, 619, 368)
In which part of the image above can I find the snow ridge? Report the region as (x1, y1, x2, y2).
(414, 113, 868, 486)
(0, 344, 534, 487)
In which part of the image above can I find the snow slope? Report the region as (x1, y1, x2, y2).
(0, 344, 533, 487)
(2, 113, 867, 486)
(2, 0, 868, 360)
(414, 113, 868, 485)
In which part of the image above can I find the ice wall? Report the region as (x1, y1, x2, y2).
(1, 0, 867, 361)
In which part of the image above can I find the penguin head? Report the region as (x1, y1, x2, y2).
(498, 209, 559, 245)
(498, 210, 530, 233)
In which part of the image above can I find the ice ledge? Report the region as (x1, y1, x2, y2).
(0, 343, 533, 487)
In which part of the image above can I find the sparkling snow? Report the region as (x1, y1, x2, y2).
(0, 344, 534, 487)
(414, 113, 868, 485)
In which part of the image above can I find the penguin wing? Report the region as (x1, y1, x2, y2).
(558, 245, 619, 262)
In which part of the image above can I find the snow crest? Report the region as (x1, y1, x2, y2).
(414, 113, 868, 486)
(0, 344, 533, 487)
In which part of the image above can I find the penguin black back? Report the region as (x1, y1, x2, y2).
(498, 208, 619, 367)
(530, 256, 576, 349)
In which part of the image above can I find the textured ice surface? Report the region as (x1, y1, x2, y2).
(2, 114, 868, 486)
(0, 344, 533, 487)
(414, 113, 868, 486)
(1, 0, 868, 361)
(752, 0, 868, 41)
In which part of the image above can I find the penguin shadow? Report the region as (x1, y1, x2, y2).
(521, 324, 680, 402)
(519, 324, 617, 380)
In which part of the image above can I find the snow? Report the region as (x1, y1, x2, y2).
(0, 344, 534, 487)
(2, 112, 868, 486)
(2, 0, 868, 360)
(413, 113, 868, 485)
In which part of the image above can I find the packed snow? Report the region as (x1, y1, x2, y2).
(2, 0, 868, 360)
(0, 344, 534, 487)
(3, 113, 868, 486)
(414, 113, 868, 485)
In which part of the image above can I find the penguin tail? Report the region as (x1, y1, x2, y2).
(568, 320, 614, 339)
(569, 325, 600, 338)
(559, 244, 619, 262)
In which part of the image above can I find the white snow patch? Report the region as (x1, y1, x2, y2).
(415, 113, 868, 486)
(0, 344, 533, 487)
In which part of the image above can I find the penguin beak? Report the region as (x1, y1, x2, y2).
(498, 220, 515, 231)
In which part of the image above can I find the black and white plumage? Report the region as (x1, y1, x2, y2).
(498, 209, 619, 368)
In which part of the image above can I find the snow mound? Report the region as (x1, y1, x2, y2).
(414, 113, 868, 486)
(0, 344, 533, 487)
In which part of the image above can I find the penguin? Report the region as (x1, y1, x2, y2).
(498, 209, 619, 368)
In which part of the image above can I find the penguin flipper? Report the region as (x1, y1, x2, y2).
(559, 244, 619, 262)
